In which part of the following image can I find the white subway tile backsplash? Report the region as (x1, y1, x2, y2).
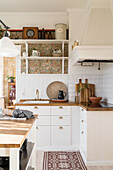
(68, 64, 113, 104)
(68, 73, 104, 102)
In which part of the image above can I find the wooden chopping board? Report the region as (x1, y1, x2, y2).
(46, 81, 68, 99)
(75, 79, 95, 103)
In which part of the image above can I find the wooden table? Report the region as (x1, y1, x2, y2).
(0, 117, 37, 170)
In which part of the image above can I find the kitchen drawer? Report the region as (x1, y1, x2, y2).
(51, 116, 71, 126)
(36, 126, 50, 146)
(16, 106, 50, 115)
(36, 116, 50, 126)
(51, 126, 70, 146)
(51, 106, 71, 116)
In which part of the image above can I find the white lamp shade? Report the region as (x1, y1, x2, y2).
(0, 37, 20, 57)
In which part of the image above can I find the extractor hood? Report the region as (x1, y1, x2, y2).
(71, 46, 113, 66)
(70, 0, 113, 66)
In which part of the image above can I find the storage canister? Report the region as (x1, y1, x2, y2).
(55, 23, 67, 40)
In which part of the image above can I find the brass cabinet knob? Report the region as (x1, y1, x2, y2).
(34, 106, 38, 109)
(59, 126, 63, 129)
(36, 126, 38, 130)
(81, 131, 84, 134)
(81, 109, 84, 111)
(59, 106, 63, 109)
(59, 116, 63, 119)
(81, 120, 84, 123)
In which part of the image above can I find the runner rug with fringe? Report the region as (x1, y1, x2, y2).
(43, 151, 87, 170)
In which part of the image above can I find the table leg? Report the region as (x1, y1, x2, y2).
(31, 121, 36, 169)
(10, 148, 20, 170)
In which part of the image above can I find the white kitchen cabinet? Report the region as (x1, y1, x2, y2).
(51, 106, 71, 146)
(80, 107, 113, 166)
(16, 105, 78, 147)
(71, 106, 80, 147)
(16, 106, 51, 146)
(51, 126, 70, 146)
(36, 126, 50, 146)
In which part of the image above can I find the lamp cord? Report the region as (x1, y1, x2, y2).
(0, 19, 10, 37)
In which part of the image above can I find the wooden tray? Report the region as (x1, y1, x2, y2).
(46, 81, 67, 99)
(51, 99, 68, 102)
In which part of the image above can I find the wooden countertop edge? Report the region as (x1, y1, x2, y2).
(80, 104, 113, 111)
(15, 102, 113, 111)
(0, 117, 37, 148)
(0, 144, 20, 148)
(15, 102, 79, 106)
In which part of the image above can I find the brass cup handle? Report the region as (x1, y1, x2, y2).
(59, 116, 63, 119)
(36, 126, 39, 130)
(59, 126, 63, 129)
(81, 109, 84, 111)
(59, 106, 63, 109)
(34, 106, 38, 109)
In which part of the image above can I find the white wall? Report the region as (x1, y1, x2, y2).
(0, 13, 68, 29)
(16, 74, 68, 101)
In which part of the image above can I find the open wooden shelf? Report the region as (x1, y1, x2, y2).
(20, 142, 34, 170)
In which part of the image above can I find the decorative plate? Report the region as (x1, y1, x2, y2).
(46, 81, 68, 99)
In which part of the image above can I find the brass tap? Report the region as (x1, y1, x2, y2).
(36, 89, 39, 100)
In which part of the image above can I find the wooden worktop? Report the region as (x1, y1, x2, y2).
(0, 117, 37, 148)
(15, 99, 113, 111)
(15, 100, 79, 106)
(80, 103, 113, 111)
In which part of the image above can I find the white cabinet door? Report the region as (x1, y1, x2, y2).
(72, 106, 80, 146)
(51, 126, 70, 146)
(36, 116, 50, 126)
(36, 126, 50, 146)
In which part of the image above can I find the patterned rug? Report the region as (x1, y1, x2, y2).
(43, 151, 87, 170)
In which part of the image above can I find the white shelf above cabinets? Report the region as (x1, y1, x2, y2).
(21, 56, 68, 60)
(12, 39, 69, 44)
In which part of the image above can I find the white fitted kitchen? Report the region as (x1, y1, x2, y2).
(0, 0, 113, 170)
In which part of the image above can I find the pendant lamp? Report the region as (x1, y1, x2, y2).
(0, 20, 20, 57)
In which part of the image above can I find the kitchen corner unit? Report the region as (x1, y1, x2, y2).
(80, 107, 113, 166)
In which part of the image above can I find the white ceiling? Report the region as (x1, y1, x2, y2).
(0, 0, 88, 13)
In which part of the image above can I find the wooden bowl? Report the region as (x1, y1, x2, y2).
(89, 97, 102, 103)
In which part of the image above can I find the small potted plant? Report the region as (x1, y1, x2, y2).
(8, 76, 15, 82)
